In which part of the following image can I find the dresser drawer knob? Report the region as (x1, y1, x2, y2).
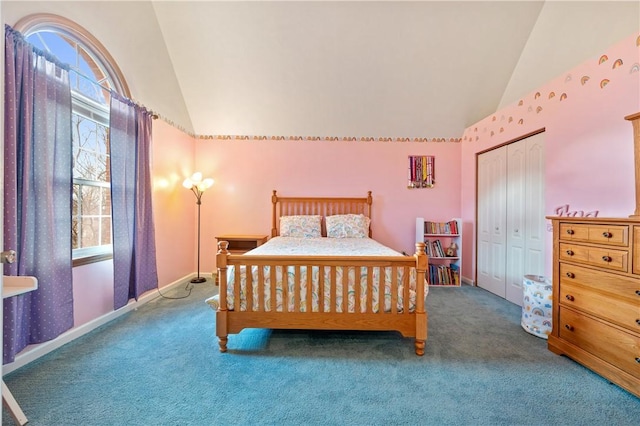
(565, 272, 575, 279)
(565, 294, 575, 301)
(602, 255, 612, 262)
(566, 229, 574, 235)
(564, 324, 574, 331)
(602, 231, 613, 238)
(636, 319, 640, 326)
(636, 357, 640, 364)
(566, 250, 574, 256)
(636, 290, 640, 296)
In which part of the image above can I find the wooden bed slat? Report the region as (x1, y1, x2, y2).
(270, 265, 277, 312)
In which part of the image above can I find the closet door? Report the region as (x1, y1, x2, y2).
(477, 146, 507, 297)
(505, 133, 546, 305)
(506, 142, 527, 304)
(522, 133, 546, 288)
(477, 133, 546, 305)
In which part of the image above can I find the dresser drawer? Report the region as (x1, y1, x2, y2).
(559, 307, 640, 379)
(559, 243, 628, 272)
(634, 226, 640, 275)
(560, 280, 640, 333)
(559, 223, 629, 246)
(559, 263, 640, 303)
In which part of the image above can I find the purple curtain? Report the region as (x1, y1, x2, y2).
(110, 93, 158, 309)
(3, 26, 73, 364)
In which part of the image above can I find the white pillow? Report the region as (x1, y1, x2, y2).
(280, 215, 322, 238)
(326, 214, 370, 238)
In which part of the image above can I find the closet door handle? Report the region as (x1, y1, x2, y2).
(602, 256, 612, 262)
(564, 324, 574, 331)
(565, 272, 575, 279)
(566, 250, 574, 256)
(602, 231, 612, 238)
(566, 229, 574, 235)
(565, 295, 575, 301)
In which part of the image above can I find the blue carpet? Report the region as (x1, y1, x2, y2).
(2, 283, 639, 425)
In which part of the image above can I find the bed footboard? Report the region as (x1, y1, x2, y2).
(215, 241, 428, 355)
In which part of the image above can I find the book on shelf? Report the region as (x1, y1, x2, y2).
(433, 239, 445, 257)
(429, 264, 460, 286)
(423, 239, 433, 257)
(423, 220, 458, 235)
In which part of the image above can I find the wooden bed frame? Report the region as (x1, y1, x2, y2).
(215, 191, 429, 355)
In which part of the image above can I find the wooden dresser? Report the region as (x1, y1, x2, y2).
(548, 217, 640, 398)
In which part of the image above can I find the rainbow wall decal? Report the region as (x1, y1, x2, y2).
(600, 79, 610, 88)
(548, 92, 555, 99)
(534, 92, 541, 99)
(612, 58, 623, 69)
(599, 54, 608, 64)
(637, 35, 640, 46)
(536, 106, 543, 113)
(560, 93, 567, 101)
(581, 76, 590, 85)
(630, 63, 640, 73)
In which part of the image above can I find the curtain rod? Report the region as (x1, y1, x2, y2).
(72, 70, 158, 119)
(7, 23, 158, 119)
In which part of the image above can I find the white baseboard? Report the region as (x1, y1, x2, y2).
(3, 272, 212, 375)
(461, 276, 475, 286)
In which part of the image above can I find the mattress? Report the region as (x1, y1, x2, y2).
(210, 237, 427, 313)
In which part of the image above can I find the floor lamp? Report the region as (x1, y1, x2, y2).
(183, 172, 214, 284)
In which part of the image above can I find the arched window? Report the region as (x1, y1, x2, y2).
(15, 14, 130, 265)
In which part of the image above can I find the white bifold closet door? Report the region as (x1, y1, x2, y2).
(477, 132, 546, 305)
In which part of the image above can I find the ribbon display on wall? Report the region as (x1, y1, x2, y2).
(408, 155, 435, 188)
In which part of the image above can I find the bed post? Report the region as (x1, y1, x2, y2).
(366, 191, 373, 238)
(216, 241, 230, 352)
(271, 190, 278, 237)
(414, 242, 428, 356)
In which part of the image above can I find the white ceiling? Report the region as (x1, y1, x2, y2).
(4, 1, 640, 138)
(152, 0, 546, 138)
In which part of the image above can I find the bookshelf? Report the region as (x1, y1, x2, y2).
(415, 218, 462, 286)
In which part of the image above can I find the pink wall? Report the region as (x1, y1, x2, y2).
(70, 120, 197, 328)
(461, 32, 640, 282)
(193, 139, 462, 274)
(72, 260, 114, 326)
(151, 120, 198, 285)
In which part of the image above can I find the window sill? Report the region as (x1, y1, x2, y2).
(73, 247, 113, 267)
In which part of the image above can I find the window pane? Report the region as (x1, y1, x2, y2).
(101, 187, 111, 215)
(73, 114, 109, 182)
(100, 218, 112, 246)
(26, 32, 108, 103)
(72, 183, 80, 216)
(72, 217, 79, 249)
(81, 185, 101, 215)
(81, 217, 99, 248)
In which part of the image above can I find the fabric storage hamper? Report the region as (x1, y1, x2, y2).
(521, 275, 553, 339)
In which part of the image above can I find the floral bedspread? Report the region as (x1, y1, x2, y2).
(210, 237, 428, 313)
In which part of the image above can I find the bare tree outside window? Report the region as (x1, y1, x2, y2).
(71, 113, 111, 250)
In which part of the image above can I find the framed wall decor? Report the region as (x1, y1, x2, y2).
(408, 155, 435, 188)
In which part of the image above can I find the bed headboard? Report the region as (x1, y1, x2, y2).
(271, 190, 373, 238)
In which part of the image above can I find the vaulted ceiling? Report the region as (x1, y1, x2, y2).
(4, 1, 640, 138)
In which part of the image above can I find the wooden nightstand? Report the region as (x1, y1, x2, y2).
(215, 234, 268, 254)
